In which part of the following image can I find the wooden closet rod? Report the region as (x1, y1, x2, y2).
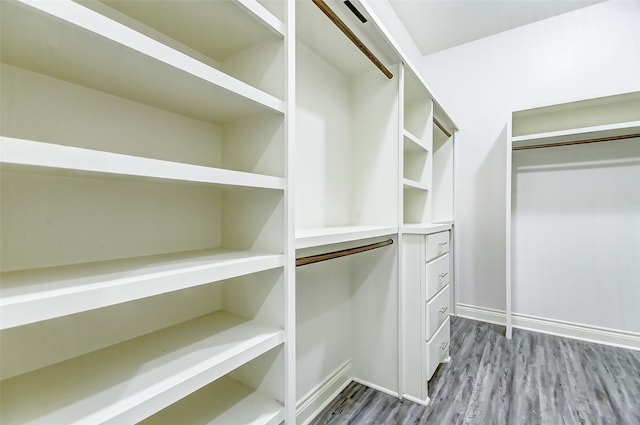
(312, 0, 393, 79)
(296, 238, 393, 267)
(434, 118, 452, 138)
(513, 133, 640, 151)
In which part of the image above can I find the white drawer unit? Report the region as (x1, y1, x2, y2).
(425, 253, 450, 299)
(426, 317, 450, 380)
(425, 231, 449, 261)
(401, 229, 453, 405)
(425, 285, 450, 339)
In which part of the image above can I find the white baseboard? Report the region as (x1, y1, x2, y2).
(351, 377, 399, 399)
(401, 393, 430, 406)
(456, 303, 506, 326)
(296, 360, 353, 425)
(456, 303, 640, 351)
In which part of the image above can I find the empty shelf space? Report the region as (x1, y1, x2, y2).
(141, 376, 283, 425)
(0, 137, 285, 190)
(512, 120, 640, 149)
(403, 129, 429, 152)
(1, 249, 284, 329)
(0, 311, 285, 425)
(295, 226, 397, 249)
(1, 0, 284, 123)
(403, 178, 430, 191)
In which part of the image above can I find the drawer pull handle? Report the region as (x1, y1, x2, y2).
(440, 341, 449, 351)
(438, 242, 448, 246)
(439, 307, 448, 314)
(439, 272, 448, 277)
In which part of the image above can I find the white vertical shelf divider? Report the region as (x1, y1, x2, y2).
(505, 116, 513, 340)
(284, 0, 297, 423)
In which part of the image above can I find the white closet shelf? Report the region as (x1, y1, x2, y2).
(0, 311, 285, 425)
(403, 178, 430, 191)
(237, 0, 286, 35)
(402, 222, 452, 235)
(2, 0, 284, 124)
(295, 226, 397, 249)
(403, 129, 429, 152)
(141, 376, 283, 425)
(0, 249, 284, 330)
(0, 137, 285, 190)
(512, 120, 640, 149)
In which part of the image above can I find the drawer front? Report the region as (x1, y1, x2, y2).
(425, 253, 450, 300)
(425, 231, 449, 261)
(426, 285, 450, 339)
(426, 317, 450, 380)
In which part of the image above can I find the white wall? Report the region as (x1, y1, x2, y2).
(419, 0, 640, 312)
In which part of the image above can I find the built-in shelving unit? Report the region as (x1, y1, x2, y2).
(398, 61, 456, 406)
(1, 0, 290, 423)
(1, 0, 462, 423)
(506, 92, 640, 343)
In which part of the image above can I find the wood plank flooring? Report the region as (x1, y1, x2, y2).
(309, 317, 640, 424)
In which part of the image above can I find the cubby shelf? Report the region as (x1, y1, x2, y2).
(141, 376, 284, 425)
(511, 120, 640, 148)
(0, 311, 285, 425)
(0, 249, 284, 330)
(295, 226, 398, 249)
(403, 129, 429, 152)
(403, 178, 430, 191)
(0, 137, 285, 190)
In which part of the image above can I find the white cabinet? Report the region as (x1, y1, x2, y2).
(1, 0, 290, 423)
(401, 230, 452, 405)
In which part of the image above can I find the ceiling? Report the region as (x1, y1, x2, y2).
(388, 0, 606, 55)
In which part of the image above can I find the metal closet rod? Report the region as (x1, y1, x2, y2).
(513, 133, 640, 151)
(296, 238, 393, 267)
(434, 117, 452, 138)
(312, 0, 393, 80)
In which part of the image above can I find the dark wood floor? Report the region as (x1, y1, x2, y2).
(309, 317, 640, 424)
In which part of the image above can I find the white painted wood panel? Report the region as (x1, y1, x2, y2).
(400, 234, 426, 401)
